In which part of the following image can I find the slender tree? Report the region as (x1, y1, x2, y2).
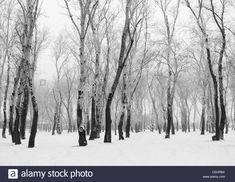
(64, 0, 98, 145)
(104, 0, 142, 142)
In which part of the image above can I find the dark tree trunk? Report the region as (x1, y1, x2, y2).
(218, 41, 226, 140)
(77, 90, 83, 128)
(171, 108, 175, 135)
(2, 61, 10, 138)
(165, 86, 172, 138)
(52, 105, 57, 135)
(13, 77, 24, 145)
(9, 62, 23, 142)
(28, 76, 39, 148)
(200, 107, 205, 135)
(56, 96, 62, 135)
(210, 0, 227, 140)
(125, 104, 131, 138)
(20, 86, 29, 139)
(78, 126, 87, 146)
(205, 39, 220, 141)
(14, 106, 21, 145)
(95, 105, 101, 138)
(104, 0, 133, 143)
(77, 90, 87, 146)
(86, 117, 90, 135)
(104, 95, 112, 142)
(114, 120, 117, 135)
(118, 66, 127, 140)
(200, 88, 206, 135)
(187, 113, 190, 132)
(89, 97, 97, 140)
(118, 112, 125, 140)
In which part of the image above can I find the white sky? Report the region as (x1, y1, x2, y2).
(36, 0, 68, 81)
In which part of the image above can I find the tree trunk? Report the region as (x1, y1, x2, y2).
(95, 104, 101, 138)
(9, 60, 23, 142)
(170, 100, 175, 135)
(104, 0, 132, 143)
(165, 83, 172, 138)
(193, 102, 197, 132)
(205, 38, 220, 141)
(218, 40, 226, 140)
(118, 112, 125, 140)
(118, 66, 127, 140)
(66, 104, 72, 133)
(89, 97, 97, 140)
(20, 86, 29, 139)
(0, 50, 8, 122)
(104, 95, 113, 142)
(13, 78, 24, 145)
(2, 61, 10, 138)
(125, 104, 131, 138)
(56, 94, 62, 134)
(200, 86, 206, 135)
(52, 105, 57, 135)
(28, 76, 39, 148)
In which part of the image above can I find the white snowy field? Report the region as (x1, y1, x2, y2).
(0, 130, 235, 166)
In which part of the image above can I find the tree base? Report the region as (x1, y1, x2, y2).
(104, 132, 112, 143)
(79, 126, 87, 146)
(104, 135, 111, 143)
(119, 136, 124, 140)
(165, 133, 170, 139)
(89, 131, 96, 140)
(212, 135, 220, 141)
(14, 132, 21, 145)
(28, 143, 35, 148)
(104, 140, 111, 143)
(15, 141, 21, 145)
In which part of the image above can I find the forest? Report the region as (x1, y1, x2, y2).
(0, 0, 235, 155)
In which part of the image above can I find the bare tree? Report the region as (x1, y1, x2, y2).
(104, 0, 143, 143)
(64, 0, 98, 146)
(185, 0, 228, 140)
(51, 33, 69, 135)
(1, 59, 10, 138)
(0, 0, 16, 122)
(155, 0, 181, 138)
(14, 0, 40, 147)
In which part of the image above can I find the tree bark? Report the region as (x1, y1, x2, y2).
(104, 0, 132, 143)
(125, 104, 131, 137)
(205, 38, 220, 141)
(9, 59, 24, 142)
(118, 66, 127, 140)
(20, 86, 29, 139)
(13, 76, 25, 145)
(200, 86, 206, 135)
(2, 61, 10, 138)
(218, 37, 226, 140)
(89, 97, 97, 140)
(28, 75, 39, 148)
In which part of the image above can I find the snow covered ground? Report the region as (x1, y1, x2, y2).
(0, 130, 235, 166)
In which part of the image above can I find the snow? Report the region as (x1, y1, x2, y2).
(0, 131, 235, 166)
